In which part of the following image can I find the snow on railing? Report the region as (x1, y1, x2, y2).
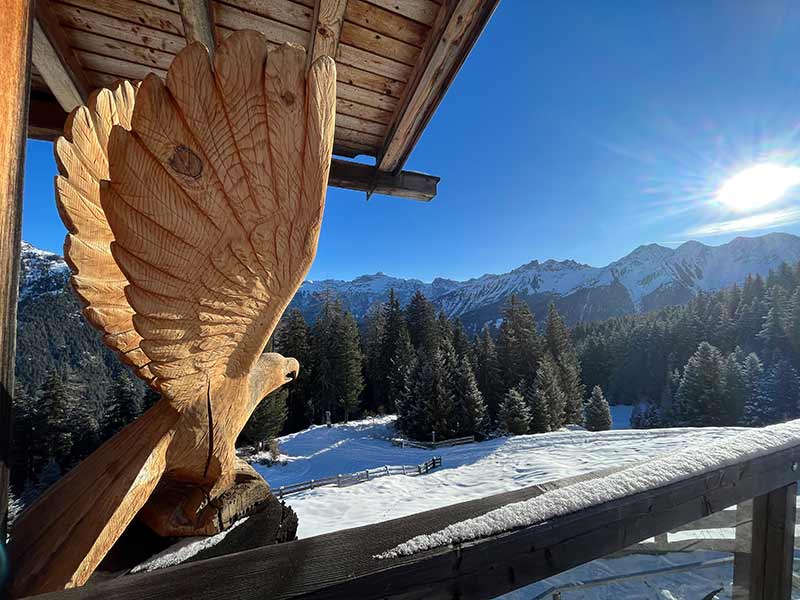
(378, 419, 800, 558)
(275, 456, 442, 499)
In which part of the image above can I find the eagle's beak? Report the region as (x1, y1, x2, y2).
(284, 357, 300, 384)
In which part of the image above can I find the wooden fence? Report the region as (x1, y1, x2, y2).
(391, 435, 475, 450)
(275, 457, 442, 499)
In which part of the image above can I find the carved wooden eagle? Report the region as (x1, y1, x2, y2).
(10, 31, 335, 596)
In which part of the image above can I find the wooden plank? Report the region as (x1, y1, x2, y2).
(213, 2, 307, 45)
(220, 0, 314, 30)
(74, 50, 167, 82)
(31, 445, 800, 600)
(0, 0, 31, 540)
(337, 43, 412, 82)
(340, 21, 420, 66)
(345, 0, 428, 45)
(51, 3, 187, 54)
(31, 0, 91, 111)
(336, 112, 385, 136)
(177, 0, 217, 51)
(65, 29, 175, 71)
(335, 125, 382, 147)
(57, 0, 184, 36)
(360, 0, 439, 26)
(338, 80, 398, 111)
(378, 0, 499, 172)
(336, 97, 393, 125)
(307, 0, 347, 69)
(337, 63, 403, 97)
(333, 140, 374, 157)
(748, 483, 797, 600)
(328, 158, 438, 200)
(733, 500, 753, 600)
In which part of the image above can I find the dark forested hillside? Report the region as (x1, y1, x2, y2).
(574, 261, 800, 428)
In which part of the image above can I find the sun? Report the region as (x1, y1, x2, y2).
(716, 163, 800, 212)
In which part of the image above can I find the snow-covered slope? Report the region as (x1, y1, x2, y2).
(291, 232, 800, 330)
(18, 241, 69, 300)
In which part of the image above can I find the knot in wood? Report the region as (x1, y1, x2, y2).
(169, 145, 203, 178)
(281, 91, 296, 106)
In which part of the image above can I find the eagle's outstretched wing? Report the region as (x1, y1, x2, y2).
(54, 80, 156, 385)
(102, 32, 335, 406)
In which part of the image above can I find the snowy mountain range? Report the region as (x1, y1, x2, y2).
(19, 232, 800, 331)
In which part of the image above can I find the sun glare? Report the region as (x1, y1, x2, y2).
(716, 163, 800, 212)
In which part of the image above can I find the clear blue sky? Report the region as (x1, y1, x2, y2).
(22, 1, 800, 281)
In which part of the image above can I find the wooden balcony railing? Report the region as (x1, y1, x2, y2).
(24, 433, 800, 600)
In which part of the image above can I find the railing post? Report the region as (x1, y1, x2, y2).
(734, 483, 797, 600)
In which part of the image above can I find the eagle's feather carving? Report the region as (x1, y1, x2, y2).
(10, 32, 335, 597)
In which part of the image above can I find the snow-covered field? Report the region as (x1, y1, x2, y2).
(254, 406, 733, 539)
(248, 407, 765, 599)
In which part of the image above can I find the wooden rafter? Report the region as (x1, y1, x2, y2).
(31, 0, 90, 112)
(177, 0, 217, 52)
(377, 0, 500, 173)
(328, 158, 438, 201)
(307, 0, 348, 70)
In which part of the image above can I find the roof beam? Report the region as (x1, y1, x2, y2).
(31, 0, 90, 112)
(328, 158, 439, 201)
(177, 0, 216, 53)
(377, 0, 500, 173)
(307, 0, 348, 69)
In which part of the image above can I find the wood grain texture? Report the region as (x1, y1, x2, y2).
(378, 0, 499, 172)
(0, 0, 32, 546)
(32, 0, 91, 111)
(307, 0, 347, 69)
(10, 32, 335, 597)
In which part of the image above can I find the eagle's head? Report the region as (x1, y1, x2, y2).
(248, 352, 300, 413)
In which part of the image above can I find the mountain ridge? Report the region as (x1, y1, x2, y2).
(20, 232, 800, 332)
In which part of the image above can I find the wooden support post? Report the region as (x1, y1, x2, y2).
(307, 0, 347, 70)
(735, 483, 797, 600)
(0, 0, 32, 541)
(177, 0, 216, 52)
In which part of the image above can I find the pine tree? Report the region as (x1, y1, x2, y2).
(762, 359, 800, 422)
(36, 371, 75, 468)
(522, 379, 549, 434)
(405, 346, 455, 440)
(11, 383, 38, 488)
(584, 385, 612, 431)
(673, 342, 727, 427)
(451, 355, 488, 437)
(390, 329, 416, 432)
(722, 353, 746, 425)
(451, 318, 473, 364)
(101, 372, 142, 439)
(497, 388, 530, 435)
(335, 310, 365, 422)
(240, 388, 288, 447)
(496, 295, 540, 388)
(545, 302, 585, 424)
(377, 289, 409, 412)
(361, 302, 386, 414)
(275, 308, 312, 430)
(741, 353, 766, 425)
(532, 353, 566, 430)
(406, 291, 438, 354)
(473, 326, 504, 423)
